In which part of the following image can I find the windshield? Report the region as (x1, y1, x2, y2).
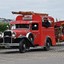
(11, 24, 29, 29)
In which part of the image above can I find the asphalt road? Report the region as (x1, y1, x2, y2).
(0, 43, 64, 64)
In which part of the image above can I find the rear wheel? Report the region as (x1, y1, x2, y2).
(44, 39, 51, 51)
(19, 39, 26, 53)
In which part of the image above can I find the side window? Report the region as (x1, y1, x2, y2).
(42, 18, 51, 28)
(32, 23, 38, 30)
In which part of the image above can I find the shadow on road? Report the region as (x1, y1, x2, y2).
(0, 44, 64, 54)
(0, 48, 49, 54)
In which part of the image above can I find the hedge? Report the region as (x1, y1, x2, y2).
(0, 22, 10, 32)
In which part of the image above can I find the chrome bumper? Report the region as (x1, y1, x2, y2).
(0, 43, 19, 48)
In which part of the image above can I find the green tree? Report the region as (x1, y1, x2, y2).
(0, 22, 10, 32)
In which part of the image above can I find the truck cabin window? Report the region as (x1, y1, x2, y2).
(42, 17, 51, 28)
(32, 23, 38, 30)
(11, 24, 29, 29)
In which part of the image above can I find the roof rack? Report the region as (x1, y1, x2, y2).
(12, 11, 48, 16)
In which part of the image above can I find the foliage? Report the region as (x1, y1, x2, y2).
(0, 22, 10, 32)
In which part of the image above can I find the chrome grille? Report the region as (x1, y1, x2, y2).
(4, 31, 12, 36)
(4, 37, 11, 43)
(4, 31, 12, 43)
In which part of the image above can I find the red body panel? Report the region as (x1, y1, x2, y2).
(10, 12, 56, 46)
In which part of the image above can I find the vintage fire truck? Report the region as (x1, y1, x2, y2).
(55, 20, 64, 42)
(0, 11, 56, 53)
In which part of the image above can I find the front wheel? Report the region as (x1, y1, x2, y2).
(19, 39, 26, 53)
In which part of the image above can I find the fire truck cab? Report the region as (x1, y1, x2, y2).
(0, 11, 56, 53)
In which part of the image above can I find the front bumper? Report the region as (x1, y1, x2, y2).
(0, 43, 19, 48)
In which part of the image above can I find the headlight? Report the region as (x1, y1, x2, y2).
(12, 34, 15, 37)
(12, 32, 16, 37)
(0, 32, 3, 37)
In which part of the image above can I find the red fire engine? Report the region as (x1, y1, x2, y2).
(0, 11, 56, 53)
(55, 20, 64, 42)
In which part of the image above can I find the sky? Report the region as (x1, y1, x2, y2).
(0, 0, 64, 20)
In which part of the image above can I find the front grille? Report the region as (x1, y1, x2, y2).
(4, 37, 11, 43)
(4, 31, 12, 43)
(4, 31, 12, 36)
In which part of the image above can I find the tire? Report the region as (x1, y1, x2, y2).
(44, 39, 51, 51)
(19, 39, 26, 53)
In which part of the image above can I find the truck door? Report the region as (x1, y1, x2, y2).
(31, 23, 40, 45)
